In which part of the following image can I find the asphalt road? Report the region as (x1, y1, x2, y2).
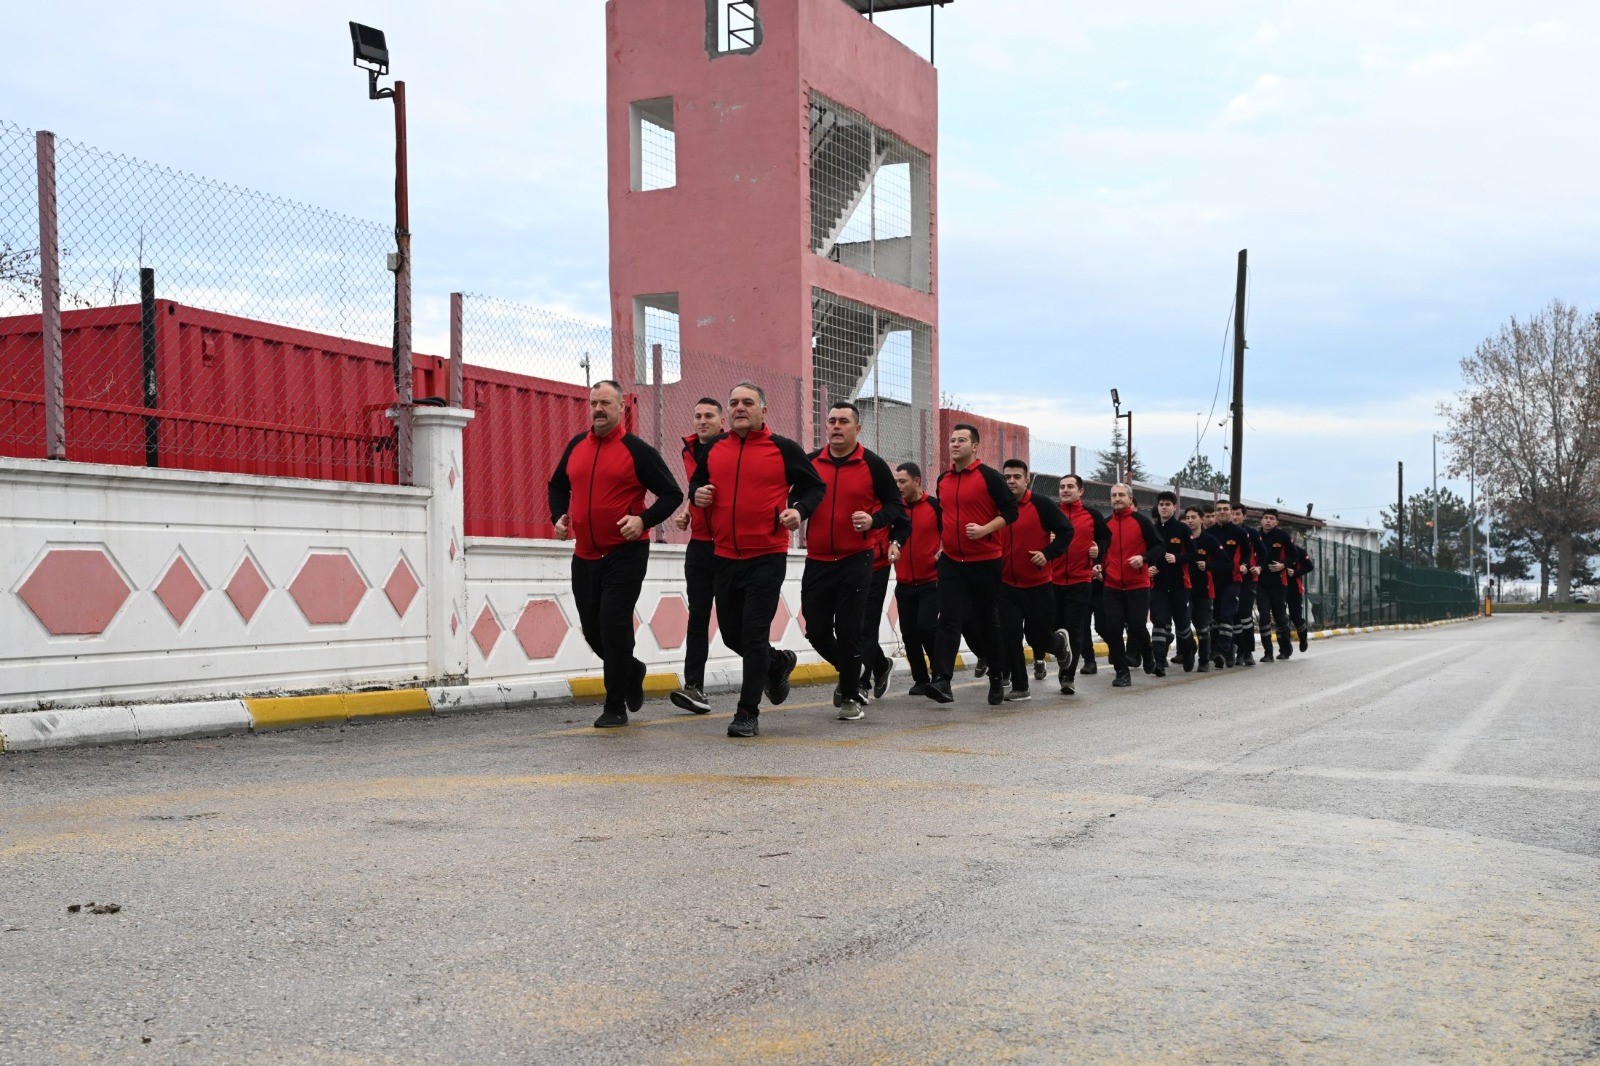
(3, 614, 1598, 1063)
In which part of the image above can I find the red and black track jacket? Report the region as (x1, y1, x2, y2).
(1050, 499, 1112, 586)
(805, 444, 906, 563)
(1102, 507, 1163, 591)
(1259, 526, 1297, 587)
(1149, 514, 1192, 592)
(688, 425, 825, 561)
(1291, 541, 1314, 595)
(1211, 519, 1246, 586)
(894, 493, 942, 585)
(935, 460, 1018, 563)
(1241, 525, 1265, 581)
(1002, 491, 1072, 588)
(1186, 529, 1225, 599)
(547, 425, 683, 561)
(680, 433, 715, 544)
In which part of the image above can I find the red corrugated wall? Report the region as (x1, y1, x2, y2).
(937, 409, 1031, 471)
(0, 303, 600, 536)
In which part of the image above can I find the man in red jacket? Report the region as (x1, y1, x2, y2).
(889, 462, 941, 696)
(548, 380, 684, 728)
(689, 382, 825, 737)
(997, 460, 1071, 701)
(669, 397, 724, 715)
(802, 402, 905, 722)
(1096, 483, 1163, 688)
(925, 423, 1018, 707)
(1050, 473, 1110, 695)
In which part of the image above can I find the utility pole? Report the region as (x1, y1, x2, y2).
(1397, 461, 1405, 560)
(1228, 249, 1247, 502)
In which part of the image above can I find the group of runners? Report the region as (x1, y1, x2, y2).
(548, 379, 1315, 738)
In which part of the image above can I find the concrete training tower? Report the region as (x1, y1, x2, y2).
(606, 0, 941, 464)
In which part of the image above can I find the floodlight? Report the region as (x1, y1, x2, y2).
(1110, 388, 1120, 407)
(350, 22, 389, 74)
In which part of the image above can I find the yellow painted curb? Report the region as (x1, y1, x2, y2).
(790, 662, 840, 685)
(246, 689, 433, 729)
(643, 672, 679, 696)
(344, 689, 432, 720)
(570, 672, 686, 699)
(246, 693, 353, 730)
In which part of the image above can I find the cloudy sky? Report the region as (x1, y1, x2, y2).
(7, 1, 1598, 529)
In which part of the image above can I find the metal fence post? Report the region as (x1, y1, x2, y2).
(35, 130, 64, 460)
(139, 268, 159, 467)
(448, 292, 464, 408)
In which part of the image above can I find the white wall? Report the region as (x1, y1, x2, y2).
(0, 458, 431, 710)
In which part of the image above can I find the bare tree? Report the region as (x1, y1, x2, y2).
(1439, 299, 1600, 602)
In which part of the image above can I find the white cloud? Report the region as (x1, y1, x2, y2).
(1218, 74, 1289, 126)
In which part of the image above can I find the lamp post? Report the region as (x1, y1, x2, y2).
(1111, 388, 1133, 484)
(350, 22, 413, 485)
(1431, 432, 1439, 566)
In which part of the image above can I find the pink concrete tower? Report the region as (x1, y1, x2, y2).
(606, 0, 941, 464)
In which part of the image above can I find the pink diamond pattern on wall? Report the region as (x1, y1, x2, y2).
(514, 599, 569, 659)
(649, 594, 689, 650)
(472, 604, 502, 658)
(288, 552, 369, 625)
(17, 547, 132, 636)
(384, 557, 421, 617)
(887, 596, 899, 633)
(154, 554, 206, 626)
(225, 556, 271, 623)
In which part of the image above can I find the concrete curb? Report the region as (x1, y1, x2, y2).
(1, 615, 1483, 753)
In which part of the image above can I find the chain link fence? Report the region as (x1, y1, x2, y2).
(1304, 537, 1476, 627)
(0, 119, 398, 480)
(456, 295, 807, 540)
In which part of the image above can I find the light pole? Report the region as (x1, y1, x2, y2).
(1431, 432, 1439, 566)
(1111, 388, 1132, 484)
(350, 22, 413, 484)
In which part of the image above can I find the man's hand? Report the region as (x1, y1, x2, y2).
(965, 522, 987, 541)
(553, 513, 571, 541)
(617, 514, 644, 541)
(673, 509, 691, 532)
(1088, 543, 1100, 560)
(694, 484, 715, 508)
(1029, 550, 1047, 568)
(1148, 564, 1159, 578)
(888, 542, 901, 564)
(1269, 561, 1285, 572)
(779, 508, 802, 531)
(1250, 565, 1261, 576)
(851, 510, 873, 532)
(1198, 560, 1207, 571)
(1128, 556, 1146, 570)
(1164, 552, 1177, 564)
(1287, 567, 1296, 577)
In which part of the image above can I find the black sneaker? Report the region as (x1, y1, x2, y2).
(1238, 653, 1256, 667)
(670, 686, 712, 714)
(1053, 628, 1070, 659)
(627, 660, 647, 713)
(908, 682, 931, 697)
(987, 676, 1006, 706)
(1081, 659, 1098, 676)
(1112, 670, 1132, 688)
(1005, 686, 1032, 702)
(873, 660, 894, 699)
(1212, 654, 1226, 670)
(765, 649, 797, 705)
(593, 708, 628, 728)
(1299, 631, 1309, 652)
(837, 699, 866, 721)
(858, 688, 872, 707)
(1033, 661, 1047, 681)
(1197, 660, 1211, 674)
(1152, 661, 1167, 678)
(727, 709, 760, 737)
(926, 679, 955, 704)
(1261, 651, 1274, 662)
(974, 658, 988, 678)
(1279, 646, 1293, 660)
(1059, 677, 1075, 696)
